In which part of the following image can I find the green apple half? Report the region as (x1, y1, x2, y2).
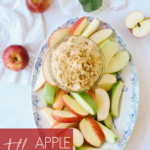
(76, 145, 110, 150)
(102, 41, 119, 69)
(110, 81, 124, 117)
(105, 51, 129, 73)
(97, 122, 118, 144)
(103, 112, 113, 129)
(71, 92, 97, 115)
(43, 82, 55, 105)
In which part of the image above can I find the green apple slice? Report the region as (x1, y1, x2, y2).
(97, 122, 118, 144)
(102, 41, 119, 69)
(105, 51, 129, 73)
(99, 39, 110, 48)
(76, 145, 110, 150)
(103, 112, 113, 129)
(43, 82, 55, 105)
(71, 92, 97, 115)
(110, 81, 124, 117)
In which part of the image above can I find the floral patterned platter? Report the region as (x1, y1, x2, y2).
(31, 16, 139, 150)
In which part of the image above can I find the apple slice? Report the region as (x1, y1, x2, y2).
(103, 112, 113, 129)
(86, 116, 105, 143)
(88, 90, 98, 105)
(70, 17, 87, 36)
(102, 41, 119, 69)
(97, 122, 118, 144)
(78, 118, 101, 147)
(76, 145, 110, 150)
(72, 128, 84, 147)
(93, 74, 117, 92)
(42, 58, 57, 87)
(71, 92, 97, 115)
(41, 107, 56, 125)
(81, 19, 100, 37)
(43, 82, 56, 105)
(105, 51, 129, 73)
(34, 69, 45, 92)
(51, 110, 83, 123)
(95, 88, 110, 121)
(62, 95, 89, 117)
(53, 89, 68, 110)
(132, 20, 150, 37)
(48, 28, 71, 49)
(110, 81, 124, 117)
(90, 29, 113, 44)
(51, 121, 78, 129)
(99, 39, 110, 48)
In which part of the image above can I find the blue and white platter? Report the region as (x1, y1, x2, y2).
(31, 16, 139, 150)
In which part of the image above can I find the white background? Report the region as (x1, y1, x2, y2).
(0, 0, 150, 149)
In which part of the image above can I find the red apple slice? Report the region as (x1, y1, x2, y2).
(48, 28, 71, 49)
(88, 90, 98, 105)
(51, 110, 83, 123)
(53, 89, 68, 110)
(41, 107, 56, 125)
(86, 116, 105, 143)
(90, 29, 113, 44)
(95, 88, 110, 121)
(51, 121, 78, 129)
(70, 17, 87, 36)
(78, 118, 101, 147)
(62, 95, 89, 117)
(42, 58, 57, 87)
(81, 19, 100, 37)
(34, 69, 45, 92)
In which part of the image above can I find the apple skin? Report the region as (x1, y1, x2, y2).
(88, 90, 98, 105)
(26, 0, 51, 13)
(2, 45, 29, 72)
(86, 116, 105, 143)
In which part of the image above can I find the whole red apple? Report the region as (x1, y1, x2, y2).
(2, 45, 29, 72)
(26, 0, 52, 13)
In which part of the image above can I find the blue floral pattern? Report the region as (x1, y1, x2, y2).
(30, 16, 139, 150)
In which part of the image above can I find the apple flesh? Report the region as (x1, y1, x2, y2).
(2, 45, 29, 72)
(62, 95, 89, 117)
(70, 17, 87, 36)
(51, 110, 83, 123)
(81, 19, 100, 37)
(51, 121, 78, 129)
(103, 112, 113, 129)
(105, 51, 129, 73)
(99, 39, 110, 48)
(26, 0, 51, 13)
(41, 107, 56, 125)
(125, 10, 150, 37)
(95, 88, 110, 121)
(34, 68, 45, 92)
(78, 118, 101, 147)
(90, 29, 113, 44)
(102, 41, 119, 69)
(53, 89, 68, 110)
(97, 122, 118, 144)
(110, 81, 124, 117)
(93, 74, 117, 92)
(71, 92, 97, 115)
(48, 28, 71, 49)
(42, 58, 57, 87)
(88, 90, 98, 105)
(63, 107, 69, 111)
